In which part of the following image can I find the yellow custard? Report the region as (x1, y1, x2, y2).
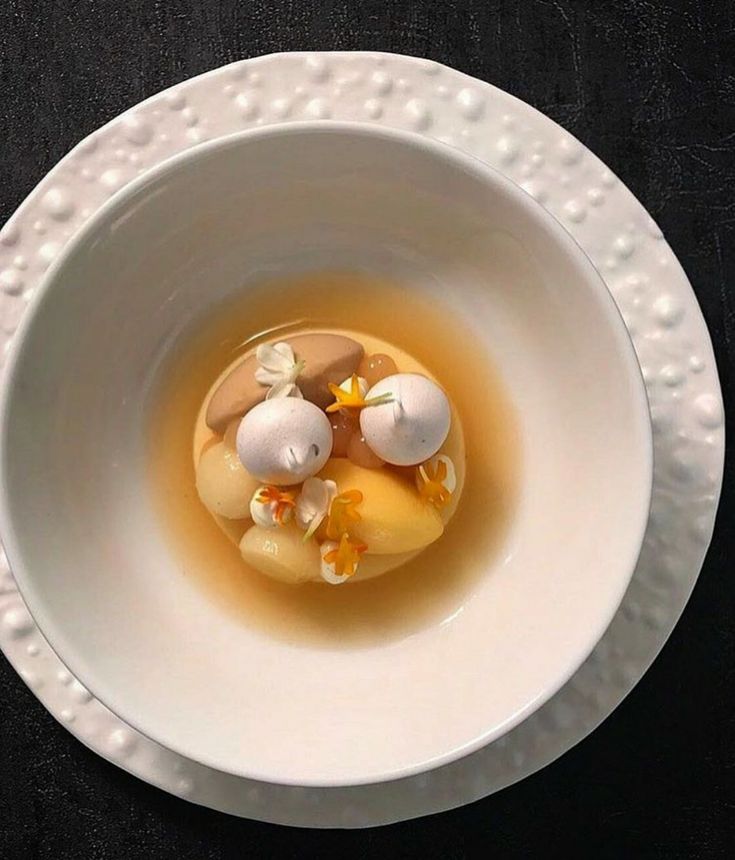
(148, 272, 521, 646)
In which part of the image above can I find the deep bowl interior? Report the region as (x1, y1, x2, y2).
(0, 124, 651, 785)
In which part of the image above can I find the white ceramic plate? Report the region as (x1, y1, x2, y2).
(0, 52, 724, 827)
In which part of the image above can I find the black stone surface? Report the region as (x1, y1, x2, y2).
(1, 1, 733, 856)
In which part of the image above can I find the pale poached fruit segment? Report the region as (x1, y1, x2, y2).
(148, 272, 520, 645)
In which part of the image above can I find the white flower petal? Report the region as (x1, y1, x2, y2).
(417, 454, 457, 494)
(259, 342, 294, 370)
(272, 341, 295, 361)
(250, 488, 293, 528)
(338, 375, 369, 397)
(250, 490, 279, 528)
(435, 454, 457, 493)
(284, 365, 303, 385)
(296, 478, 337, 534)
(256, 342, 295, 373)
(255, 341, 304, 399)
(266, 381, 303, 400)
(324, 480, 338, 504)
(255, 366, 284, 386)
(295, 478, 323, 526)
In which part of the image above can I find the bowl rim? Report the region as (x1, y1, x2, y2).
(0, 120, 653, 787)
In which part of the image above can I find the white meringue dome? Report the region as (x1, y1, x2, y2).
(359, 373, 451, 466)
(236, 398, 332, 484)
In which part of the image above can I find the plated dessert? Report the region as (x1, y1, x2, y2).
(150, 272, 519, 640)
(196, 328, 465, 585)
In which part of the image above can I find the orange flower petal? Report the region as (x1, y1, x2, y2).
(325, 489, 363, 539)
(324, 533, 368, 577)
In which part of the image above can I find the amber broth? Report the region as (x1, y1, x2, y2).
(148, 272, 521, 647)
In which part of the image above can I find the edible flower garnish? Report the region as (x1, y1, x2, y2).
(320, 534, 368, 584)
(325, 489, 363, 540)
(326, 374, 393, 413)
(296, 477, 338, 541)
(416, 454, 456, 509)
(255, 342, 305, 400)
(250, 486, 296, 528)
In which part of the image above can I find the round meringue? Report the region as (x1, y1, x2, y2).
(236, 398, 332, 484)
(359, 373, 451, 466)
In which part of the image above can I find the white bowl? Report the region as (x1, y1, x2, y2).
(0, 123, 652, 786)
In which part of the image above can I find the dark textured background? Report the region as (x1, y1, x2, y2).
(1, 1, 733, 856)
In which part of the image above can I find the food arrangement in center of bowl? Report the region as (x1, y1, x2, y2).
(196, 327, 466, 585)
